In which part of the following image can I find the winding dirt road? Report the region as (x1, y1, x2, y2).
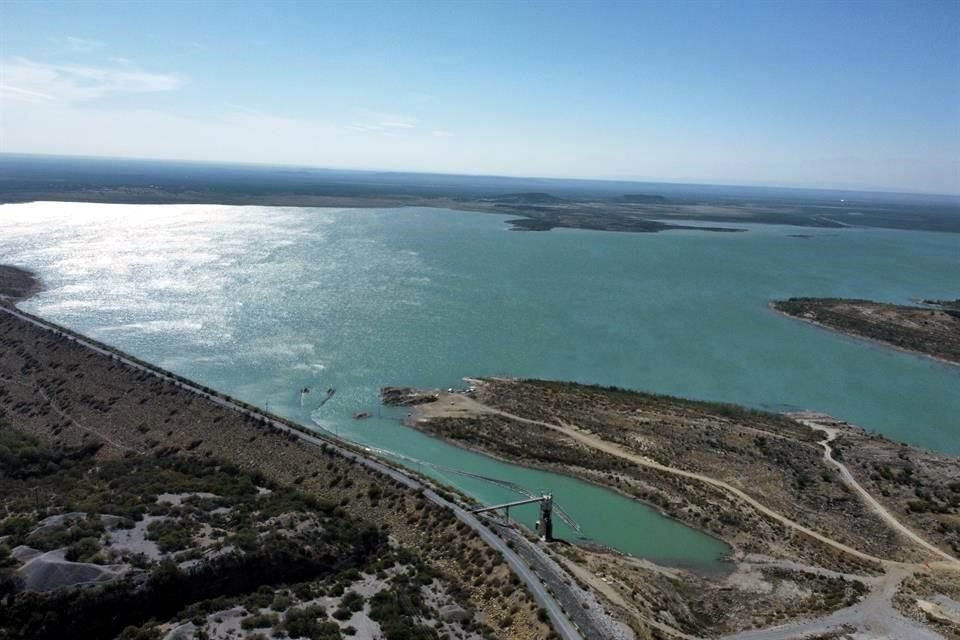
(422, 384, 960, 639)
(434, 391, 896, 567)
(441, 384, 958, 571)
(796, 415, 960, 567)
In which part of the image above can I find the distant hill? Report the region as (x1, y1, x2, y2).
(621, 194, 668, 203)
(484, 192, 567, 204)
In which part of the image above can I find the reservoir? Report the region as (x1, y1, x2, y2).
(3, 202, 958, 567)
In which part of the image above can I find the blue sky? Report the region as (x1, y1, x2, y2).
(1, 0, 958, 194)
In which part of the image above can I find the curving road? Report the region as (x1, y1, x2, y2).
(798, 417, 960, 568)
(0, 304, 583, 640)
(444, 391, 893, 567)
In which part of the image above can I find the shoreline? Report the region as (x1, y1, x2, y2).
(392, 379, 960, 568)
(3, 262, 726, 571)
(0, 264, 43, 304)
(0, 302, 581, 639)
(769, 303, 960, 368)
(4, 195, 869, 236)
(401, 407, 736, 577)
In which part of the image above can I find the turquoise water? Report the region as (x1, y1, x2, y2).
(3, 202, 958, 567)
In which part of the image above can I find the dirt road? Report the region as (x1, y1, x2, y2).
(423, 390, 895, 567)
(796, 414, 960, 568)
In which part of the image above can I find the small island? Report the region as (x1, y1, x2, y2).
(772, 297, 960, 365)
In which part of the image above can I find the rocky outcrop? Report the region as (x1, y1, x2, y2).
(380, 386, 439, 407)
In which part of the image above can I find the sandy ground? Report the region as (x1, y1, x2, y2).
(108, 515, 165, 561)
(162, 566, 487, 640)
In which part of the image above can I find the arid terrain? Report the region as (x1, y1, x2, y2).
(772, 298, 960, 365)
(3, 261, 959, 639)
(387, 378, 960, 639)
(0, 278, 561, 640)
(0, 426, 487, 640)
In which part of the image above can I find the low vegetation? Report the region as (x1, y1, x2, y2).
(0, 311, 552, 640)
(773, 297, 960, 364)
(395, 377, 960, 636)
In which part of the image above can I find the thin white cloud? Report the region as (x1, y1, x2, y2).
(65, 36, 104, 53)
(431, 130, 455, 138)
(0, 84, 56, 104)
(0, 57, 182, 104)
(351, 110, 417, 133)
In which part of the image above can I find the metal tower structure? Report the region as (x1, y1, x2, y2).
(471, 493, 555, 541)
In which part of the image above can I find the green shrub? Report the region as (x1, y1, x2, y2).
(64, 537, 102, 563)
(271, 593, 293, 611)
(240, 613, 279, 630)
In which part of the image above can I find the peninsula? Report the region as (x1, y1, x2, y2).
(385, 378, 960, 639)
(772, 297, 960, 365)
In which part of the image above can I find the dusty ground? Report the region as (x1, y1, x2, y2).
(895, 571, 960, 639)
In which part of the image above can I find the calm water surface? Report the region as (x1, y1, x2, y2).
(2, 202, 958, 567)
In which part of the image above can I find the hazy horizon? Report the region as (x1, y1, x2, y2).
(5, 151, 960, 201)
(1, 1, 958, 195)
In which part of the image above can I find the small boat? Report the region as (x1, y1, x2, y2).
(353, 411, 371, 420)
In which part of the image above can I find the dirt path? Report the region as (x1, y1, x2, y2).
(439, 386, 959, 570)
(417, 385, 960, 638)
(721, 566, 944, 640)
(554, 553, 700, 640)
(427, 391, 894, 567)
(797, 415, 960, 568)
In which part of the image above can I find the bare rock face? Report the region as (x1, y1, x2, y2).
(17, 549, 125, 592)
(438, 604, 469, 622)
(380, 386, 439, 407)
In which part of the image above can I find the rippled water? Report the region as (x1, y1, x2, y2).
(2, 201, 958, 566)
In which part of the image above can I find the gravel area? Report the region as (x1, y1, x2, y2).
(488, 518, 635, 640)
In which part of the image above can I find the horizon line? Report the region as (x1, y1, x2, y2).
(2, 151, 958, 200)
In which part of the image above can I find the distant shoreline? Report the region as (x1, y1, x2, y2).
(769, 301, 960, 367)
(3, 154, 959, 236)
(0, 194, 748, 235)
